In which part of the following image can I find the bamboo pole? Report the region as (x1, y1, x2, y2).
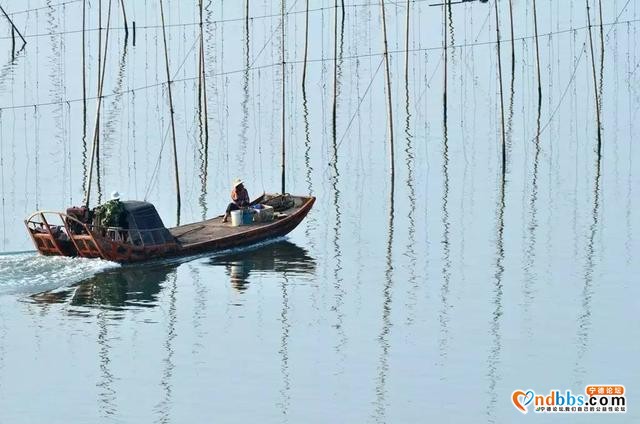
(159, 0, 182, 224)
(332, 0, 338, 139)
(0, 5, 26, 46)
(404, 0, 410, 84)
(508, 0, 515, 74)
(245, 0, 249, 33)
(494, 0, 506, 175)
(443, 3, 448, 122)
(585, 0, 602, 155)
(197, 0, 209, 219)
(96, 0, 103, 202)
(85, 0, 113, 207)
(597, 0, 604, 109)
(302, 0, 309, 88)
(198, 0, 209, 144)
(82, 0, 87, 193)
(533, 0, 542, 107)
(597, 0, 604, 56)
(281, 0, 286, 194)
(82, 0, 87, 138)
(380, 0, 395, 175)
(119, 0, 129, 41)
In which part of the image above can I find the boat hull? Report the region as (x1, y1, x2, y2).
(24, 195, 315, 264)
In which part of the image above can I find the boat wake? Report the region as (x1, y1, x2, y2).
(0, 252, 119, 295)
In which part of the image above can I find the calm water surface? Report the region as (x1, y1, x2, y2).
(0, 0, 639, 423)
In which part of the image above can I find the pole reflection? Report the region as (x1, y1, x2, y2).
(30, 265, 174, 308)
(207, 240, 316, 292)
(29, 241, 316, 310)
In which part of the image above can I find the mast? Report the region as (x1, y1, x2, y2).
(85, 0, 113, 207)
(301, 0, 309, 88)
(281, 0, 286, 194)
(380, 0, 395, 175)
(159, 0, 182, 224)
(199, 0, 209, 143)
(494, 0, 506, 176)
(585, 0, 602, 154)
(119, 0, 129, 41)
(533, 0, 542, 106)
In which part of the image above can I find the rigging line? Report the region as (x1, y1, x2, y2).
(3, 0, 631, 43)
(248, 0, 300, 70)
(1, 17, 638, 112)
(474, 0, 493, 42)
(7, 0, 83, 16)
(414, 50, 444, 107)
(144, 123, 171, 201)
(532, 35, 587, 143)
(337, 56, 384, 149)
(143, 35, 200, 201)
(3, 10, 638, 47)
(0, 0, 452, 41)
(172, 34, 200, 79)
(606, 0, 633, 37)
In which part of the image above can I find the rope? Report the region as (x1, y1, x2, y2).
(531, 34, 587, 143)
(337, 56, 384, 149)
(1, 16, 639, 112)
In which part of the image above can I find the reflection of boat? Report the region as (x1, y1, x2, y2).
(24, 194, 315, 263)
(30, 264, 175, 307)
(208, 240, 316, 292)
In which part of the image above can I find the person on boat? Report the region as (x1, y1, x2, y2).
(222, 179, 250, 223)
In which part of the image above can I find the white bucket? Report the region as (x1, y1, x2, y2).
(230, 210, 243, 227)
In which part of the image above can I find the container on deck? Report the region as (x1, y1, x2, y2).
(252, 204, 274, 223)
(230, 209, 254, 227)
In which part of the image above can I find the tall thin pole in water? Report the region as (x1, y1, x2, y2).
(281, 0, 286, 194)
(302, 0, 309, 88)
(380, 0, 395, 175)
(245, 0, 249, 31)
(85, 0, 113, 207)
(404, 0, 410, 83)
(119, 0, 129, 41)
(96, 0, 103, 202)
(159, 0, 182, 223)
(443, 2, 448, 122)
(596, 0, 604, 106)
(597, 0, 604, 56)
(332, 0, 338, 139)
(198, 0, 209, 143)
(508, 0, 515, 74)
(494, 0, 506, 175)
(0, 5, 26, 47)
(82, 0, 87, 158)
(532, 0, 542, 107)
(585, 0, 602, 155)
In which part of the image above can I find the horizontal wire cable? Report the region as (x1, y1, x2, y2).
(0, 17, 638, 111)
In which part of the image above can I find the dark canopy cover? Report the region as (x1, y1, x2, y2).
(121, 201, 174, 245)
(122, 201, 166, 230)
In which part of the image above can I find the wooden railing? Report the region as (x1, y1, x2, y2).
(25, 211, 173, 254)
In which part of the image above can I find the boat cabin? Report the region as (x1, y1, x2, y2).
(26, 200, 178, 262)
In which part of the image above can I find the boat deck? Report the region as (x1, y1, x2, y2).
(168, 199, 307, 247)
(169, 216, 275, 246)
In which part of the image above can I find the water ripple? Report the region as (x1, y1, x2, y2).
(0, 253, 119, 295)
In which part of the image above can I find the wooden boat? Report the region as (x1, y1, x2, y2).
(24, 193, 315, 263)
